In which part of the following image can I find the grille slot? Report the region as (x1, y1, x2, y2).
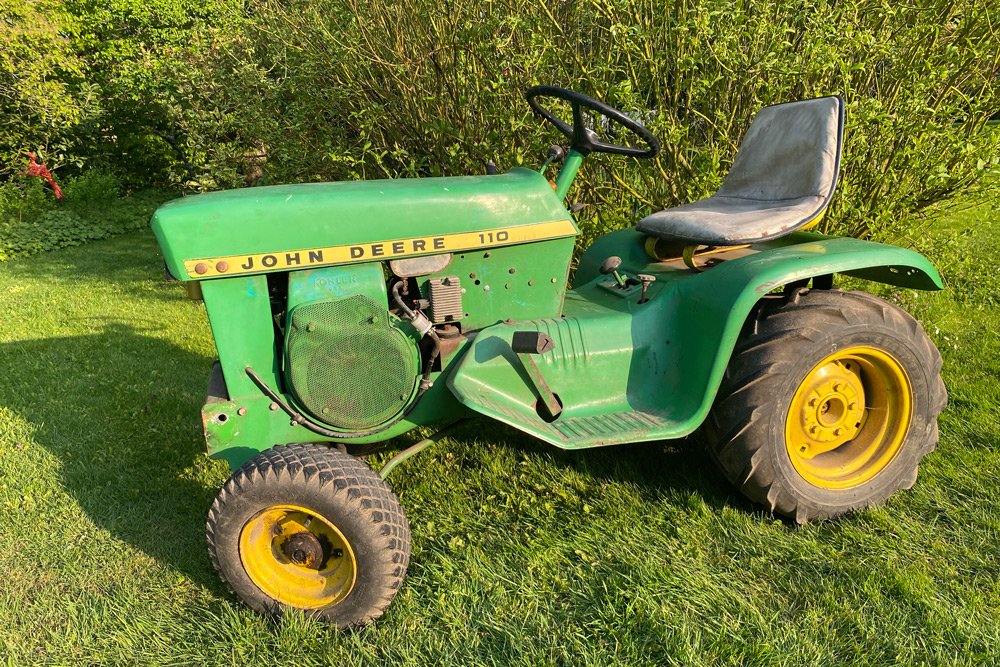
(285, 295, 418, 430)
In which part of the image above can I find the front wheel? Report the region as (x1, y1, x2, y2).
(705, 289, 947, 523)
(206, 443, 411, 626)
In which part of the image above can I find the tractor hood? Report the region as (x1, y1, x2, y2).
(152, 168, 577, 280)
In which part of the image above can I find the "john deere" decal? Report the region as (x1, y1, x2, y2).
(183, 219, 576, 278)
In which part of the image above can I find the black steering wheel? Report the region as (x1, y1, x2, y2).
(526, 85, 660, 159)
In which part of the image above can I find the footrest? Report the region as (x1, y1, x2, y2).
(474, 391, 673, 448)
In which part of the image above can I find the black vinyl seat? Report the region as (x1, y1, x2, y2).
(637, 96, 845, 246)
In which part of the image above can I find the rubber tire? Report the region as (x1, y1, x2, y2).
(206, 443, 411, 627)
(704, 289, 947, 523)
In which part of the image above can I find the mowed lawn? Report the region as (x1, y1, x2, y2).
(1, 194, 999, 666)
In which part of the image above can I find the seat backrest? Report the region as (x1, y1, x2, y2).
(717, 96, 844, 203)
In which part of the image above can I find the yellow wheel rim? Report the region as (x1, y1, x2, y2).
(239, 504, 357, 610)
(785, 346, 913, 490)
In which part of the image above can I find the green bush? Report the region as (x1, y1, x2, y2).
(0, 0, 997, 248)
(199, 0, 999, 245)
(0, 172, 169, 261)
(0, 0, 96, 172)
(0, 0, 242, 185)
(60, 0, 243, 186)
(164, 0, 1000, 248)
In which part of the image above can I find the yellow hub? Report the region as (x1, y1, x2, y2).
(785, 346, 913, 489)
(239, 504, 357, 610)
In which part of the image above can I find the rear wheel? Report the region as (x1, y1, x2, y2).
(705, 289, 946, 523)
(206, 443, 410, 626)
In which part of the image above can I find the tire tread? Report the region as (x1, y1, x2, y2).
(705, 289, 947, 522)
(206, 443, 410, 626)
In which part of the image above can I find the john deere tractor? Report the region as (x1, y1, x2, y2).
(151, 87, 946, 626)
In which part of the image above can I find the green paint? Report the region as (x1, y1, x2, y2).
(203, 378, 470, 468)
(554, 149, 585, 200)
(156, 161, 943, 469)
(200, 276, 280, 399)
(287, 262, 387, 309)
(448, 229, 943, 448)
(416, 237, 575, 330)
(152, 168, 576, 280)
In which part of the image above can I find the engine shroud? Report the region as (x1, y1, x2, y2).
(285, 295, 419, 430)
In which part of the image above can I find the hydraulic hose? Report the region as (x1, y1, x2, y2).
(391, 280, 417, 319)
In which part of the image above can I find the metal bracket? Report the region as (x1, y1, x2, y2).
(379, 419, 470, 479)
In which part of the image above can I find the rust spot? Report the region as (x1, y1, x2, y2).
(195, 262, 208, 275)
(216, 260, 229, 273)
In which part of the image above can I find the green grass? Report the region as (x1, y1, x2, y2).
(1, 192, 1000, 666)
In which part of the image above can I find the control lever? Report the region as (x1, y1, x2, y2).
(637, 274, 656, 303)
(599, 256, 627, 288)
(511, 331, 562, 420)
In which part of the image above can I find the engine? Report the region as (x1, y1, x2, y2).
(281, 259, 462, 431)
(285, 292, 420, 430)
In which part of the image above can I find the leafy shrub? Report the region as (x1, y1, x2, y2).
(0, 0, 242, 186)
(0, 1, 96, 172)
(0, 172, 169, 262)
(0, 0, 997, 250)
(201, 0, 1000, 246)
(60, 171, 121, 203)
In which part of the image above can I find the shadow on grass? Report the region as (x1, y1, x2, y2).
(0, 322, 225, 591)
(443, 418, 758, 518)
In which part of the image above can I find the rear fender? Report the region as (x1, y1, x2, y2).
(662, 233, 943, 434)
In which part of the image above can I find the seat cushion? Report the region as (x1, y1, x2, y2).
(638, 96, 843, 246)
(637, 194, 826, 245)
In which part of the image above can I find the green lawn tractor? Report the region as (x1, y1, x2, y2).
(151, 86, 947, 627)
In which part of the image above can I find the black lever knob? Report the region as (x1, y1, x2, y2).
(599, 256, 622, 275)
(599, 256, 627, 288)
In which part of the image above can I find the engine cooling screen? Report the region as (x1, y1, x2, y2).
(285, 295, 418, 430)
